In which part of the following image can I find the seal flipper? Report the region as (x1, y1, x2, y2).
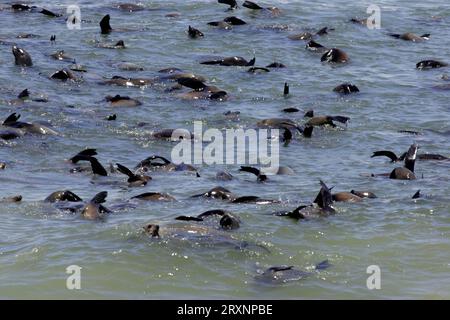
(116, 163, 135, 179)
(404, 143, 418, 173)
(412, 190, 421, 199)
(245, 57, 256, 66)
(243, 1, 264, 9)
(89, 157, 108, 176)
(314, 180, 334, 211)
(70, 149, 98, 163)
(315, 259, 331, 270)
(389, 33, 401, 39)
(421, 33, 431, 39)
(175, 216, 204, 222)
(239, 166, 267, 182)
(330, 116, 350, 124)
(90, 191, 108, 204)
(100, 14, 112, 34)
(371, 151, 399, 162)
(3, 113, 20, 125)
(18, 89, 29, 99)
(302, 125, 313, 138)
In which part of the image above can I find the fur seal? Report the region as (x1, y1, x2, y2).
(371, 149, 448, 162)
(102, 76, 154, 87)
(131, 192, 176, 201)
(321, 48, 349, 63)
(45, 190, 83, 203)
(50, 50, 75, 62)
(135, 155, 198, 173)
(266, 62, 286, 68)
(216, 171, 233, 181)
(239, 166, 267, 182)
(201, 56, 255, 67)
(81, 191, 111, 220)
(12, 45, 32, 66)
(50, 69, 76, 81)
(304, 110, 350, 127)
(1, 195, 22, 203)
(332, 192, 363, 202)
(177, 209, 240, 230)
(333, 83, 359, 94)
(416, 60, 447, 70)
(116, 163, 151, 186)
(389, 32, 430, 42)
(0, 162, 6, 170)
(105, 95, 141, 107)
(305, 40, 327, 53)
(257, 118, 313, 138)
(218, 0, 238, 10)
(274, 180, 335, 219)
(208, 16, 246, 27)
(188, 26, 204, 38)
(350, 190, 377, 199)
(2, 113, 58, 135)
(96, 40, 126, 49)
(242, 1, 281, 15)
(255, 260, 330, 285)
(69, 149, 108, 176)
(116, 3, 145, 12)
(389, 143, 418, 180)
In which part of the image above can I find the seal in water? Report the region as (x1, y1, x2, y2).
(12, 45, 32, 66)
(257, 118, 314, 138)
(218, 0, 238, 10)
(131, 192, 176, 201)
(242, 1, 281, 15)
(188, 26, 204, 38)
(388, 143, 418, 180)
(332, 192, 363, 202)
(69, 149, 108, 176)
(50, 69, 76, 81)
(208, 16, 246, 27)
(266, 62, 286, 68)
(321, 48, 349, 63)
(2, 113, 58, 135)
(81, 191, 111, 220)
(200, 56, 255, 66)
(50, 50, 75, 62)
(116, 163, 151, 187)
(1, 195, 22, 203)
(350, 190, 377, 199)
(333, 83, 359, 94)
(135, 155, 199, 176)
(105, 95, 141, 107)
(177, 209, 241, 230)
(116, 3, 145, 12)
(416, 60, 447, 70)
(45, 190, 83, 203)
(95, 40, 126, 49)
(273, 180, 336, 219)
(305, 40, 327, 53)
(389, 32, 430, 42)
(102, 76, 154, 87)
(254, 260, 330, 285)
(371, 149, 448, 162)
(239, 166, 267, 182)
(304, 110, 350, 127)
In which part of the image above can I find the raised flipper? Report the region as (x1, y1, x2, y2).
(412, 190, 421, 199)
(245, 57, 256, 66)
(116, 163, 135, 178)
(3, 113, 20, 125)
(404, 143, 418, 173)
(243, 1, 264, 9)
(371, 150, 399, 162)
(330, 116, 350, 124)
(100, 14, 112, 34)
(18, 89, 29, 99)
(90, 191, 108, 204)
(70, 149, 98, 163)
(315, 259, 331, 270)
(89, 157, 108, 176)
(239, 166, 267, 182)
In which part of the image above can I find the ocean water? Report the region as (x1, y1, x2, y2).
(0, 0, 449, 299)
